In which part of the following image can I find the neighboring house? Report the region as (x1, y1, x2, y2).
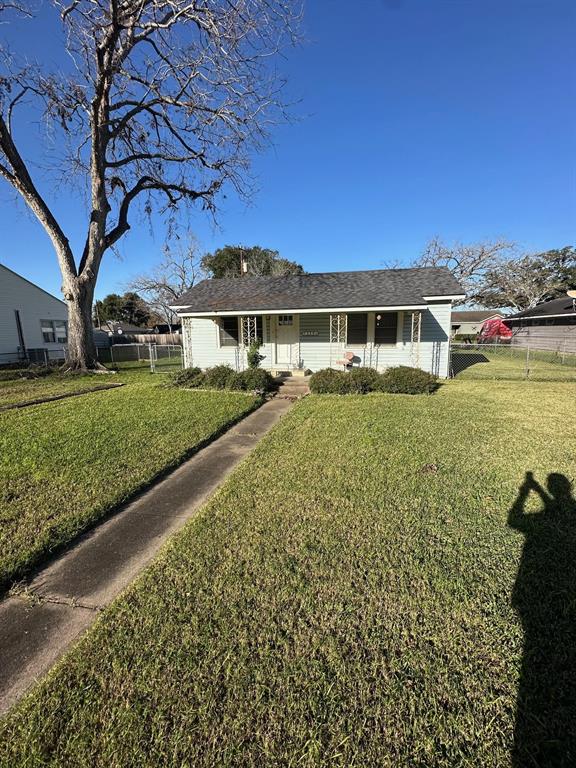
(152, 323, 182, 334)
(172, 267, 465, 378)
(504, 295, 576, 354)
(96, 321, 153, 337)
(0, 263, 68, 364)
(451, 310, 504, 337)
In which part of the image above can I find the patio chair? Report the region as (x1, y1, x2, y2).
(336, 351, 355, 370)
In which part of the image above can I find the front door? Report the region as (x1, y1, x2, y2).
(276, 315, 296, 366)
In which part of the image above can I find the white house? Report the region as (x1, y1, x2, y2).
(451, 310, 505, 338)
(173, 267, 465, 378)
(0, 263, 68, 364)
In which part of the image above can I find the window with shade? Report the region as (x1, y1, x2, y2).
(41, 319, 67, 343)
(374, 312, 398, 344)
(219, 316, 239, 346)
(346, 313, 368, 345)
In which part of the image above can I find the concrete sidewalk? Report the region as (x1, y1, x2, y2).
(0, 396, 294, 716)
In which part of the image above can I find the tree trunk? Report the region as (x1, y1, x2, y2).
(63, 277, 102, 371)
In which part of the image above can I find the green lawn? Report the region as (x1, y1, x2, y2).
(1, 378, 575, 766)
(0, 372, 258, 588)
(453, 345, 576, 381)
(0, 373, 121, 407)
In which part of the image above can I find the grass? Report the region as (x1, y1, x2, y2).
(1, 378, 575, 766)
(0, 371, 258, 588)
(453, 345, 576, 381)
(0, 372, 120, 407)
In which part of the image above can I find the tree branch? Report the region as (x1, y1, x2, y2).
(0, 114, 76, 279)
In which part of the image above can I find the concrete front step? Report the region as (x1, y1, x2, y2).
(275, 378, 310, 398)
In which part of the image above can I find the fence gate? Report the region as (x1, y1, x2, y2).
(96, 343, 183, 372)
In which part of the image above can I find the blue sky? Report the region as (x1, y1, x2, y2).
(0, 0, 574, 299)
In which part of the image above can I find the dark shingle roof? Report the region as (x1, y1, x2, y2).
(506, 296, 576, 321)
(451, 310, 504, 323)
(173, 267, 464, 313)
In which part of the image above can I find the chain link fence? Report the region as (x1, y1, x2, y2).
(96, 343, 183, 373)
(451, 340, 576, 381)
(0, 348, 68, 369)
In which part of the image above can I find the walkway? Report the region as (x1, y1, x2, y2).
(0, 395, 295, 716)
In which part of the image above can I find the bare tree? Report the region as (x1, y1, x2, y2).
(0, 1, 300, 369)
(127, 235, 203, 330)
(478, 247, 576, 312)
(414, 236, 516, 305)
(0, 3, 33, 18)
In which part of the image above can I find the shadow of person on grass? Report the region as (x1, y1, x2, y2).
(508, 472, 576, 767)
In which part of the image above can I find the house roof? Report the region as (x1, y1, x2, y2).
(451, 310, 504, 323)
(0, 263, 66, 307)
(505, 296, 576, 322)
(173, 267, 464, 315)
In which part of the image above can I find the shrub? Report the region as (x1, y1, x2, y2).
(309, 368, 350, 394)
(170, 367, 203, 387)
(379, 365, 438, 395)
(247, 341, 265, 369)
(230, 368, 275, 392)
(347, 367, 381, 394)
(310, 365, 438, 395)
(202, 364, 237, 389)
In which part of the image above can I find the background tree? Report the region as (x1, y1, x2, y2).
(94, 291, 150, 327)
(412, 236, 516, 306)
(0, 1, 300, 369)
(477, 246, 576, 311)
(202, 245, 304, 279)
(127, 236, 203, 330)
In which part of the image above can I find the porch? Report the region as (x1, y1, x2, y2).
(181, 308, 444, 375)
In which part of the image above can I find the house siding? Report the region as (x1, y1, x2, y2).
(181, 302, 453, 377)
(511, 324, 576, 354)
(0, 264, 68, 361)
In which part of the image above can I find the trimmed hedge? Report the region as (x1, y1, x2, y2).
(170, 367, 203, 388)
(309, 366, 437, 395)
(379, 365, 438, 394)
(171, 365, 274, 393)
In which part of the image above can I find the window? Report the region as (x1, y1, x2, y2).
(54, 321, 68, 343)
(41, 319, 67, 343)
(374, 312, 398, 345)
(278, 315, 293, 326)
(219, 316, 239, 346)
(346, 313, 368, 345)
(41, 320, 58, 343)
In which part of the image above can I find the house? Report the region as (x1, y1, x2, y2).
(96, 320, 153, 337)
(172, 267, 465, 378)
(451, 310, 505, 338)
(504, 295, 576, 354)
(0, 263, 68, 364)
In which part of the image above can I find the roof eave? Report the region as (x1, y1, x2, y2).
(506, 312, 576, 321)
(176, 303, 430, 317)
(422, 293, 466, 301)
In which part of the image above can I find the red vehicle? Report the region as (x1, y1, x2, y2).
(478, 317, 513, 342)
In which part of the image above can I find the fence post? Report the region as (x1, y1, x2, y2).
(524, 345, 530, 380)
(149, 342, 155, 373)
(110, 345, 114, 364)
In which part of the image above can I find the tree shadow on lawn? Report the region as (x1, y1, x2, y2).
(450, 351, 490, 375)
(509, 471, 576, 767)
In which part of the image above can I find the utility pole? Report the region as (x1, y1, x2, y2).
(240, 246, 249, 276)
